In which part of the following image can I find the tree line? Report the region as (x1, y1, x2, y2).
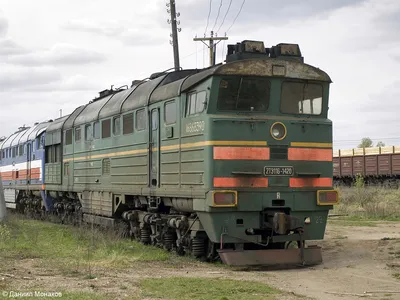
(358, 137, 385, 148)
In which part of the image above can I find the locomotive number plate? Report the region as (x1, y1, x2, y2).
(263, 166, 294, 176)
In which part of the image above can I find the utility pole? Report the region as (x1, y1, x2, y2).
(193, 31, 228, 67)
(167, 0, 181, 71)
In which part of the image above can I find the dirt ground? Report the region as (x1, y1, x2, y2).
(2, 219, 400, 300)
(264, 220, 400, 299)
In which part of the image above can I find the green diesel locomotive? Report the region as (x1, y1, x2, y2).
(5, 40, 338, 266)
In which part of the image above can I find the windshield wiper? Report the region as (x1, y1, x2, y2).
(234, 78, 244, 109)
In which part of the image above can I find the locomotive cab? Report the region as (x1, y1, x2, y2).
(189, 40, 339, 265)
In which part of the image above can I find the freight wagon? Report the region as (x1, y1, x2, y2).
(1, 39, 338, 266)
(333, 146, 400, 186)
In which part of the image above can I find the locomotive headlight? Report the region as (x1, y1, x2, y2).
(212, 191, 238, 207)
(317, 190, 339, 205)
(270, 122, 286, 140)
(272, 128, 280, 137)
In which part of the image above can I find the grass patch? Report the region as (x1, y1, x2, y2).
(332, 235, 348, 240)
(333, 180, 400, 220)
(392, 273, 400, 280)
(139, 277, 280, 300)
(0, 214, 169, 273)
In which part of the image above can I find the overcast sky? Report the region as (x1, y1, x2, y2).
(0, 0, 399, 149)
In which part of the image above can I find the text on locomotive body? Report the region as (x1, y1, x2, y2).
(263, 166, 294, 176)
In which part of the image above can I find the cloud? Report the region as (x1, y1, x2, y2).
(392, 55, 400, 63)
(357, 80, 400, 113)
(21, 74, 103, 92)
(61, 19, 125, 37)
(61, 19, 167, 46)
(0, 39, 27, 55)
(371, 0, 400, 38)
(173, 0, 368, 31)
(120, 29, 163, 46)
(0, 11, 8, 37)
(0, 89, 95, 138)
(0, 64, 61, 90)
(6, 43, 106, 66)
(0, 69, 107, 94)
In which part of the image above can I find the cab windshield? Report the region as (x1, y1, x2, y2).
(280, 81, 323, 115)
(217, 76, 270, 111)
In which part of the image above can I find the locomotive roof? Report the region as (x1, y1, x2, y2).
(0, 120, 52, 150)
(0, 134, 14, 150)
(46, 115, 70, 133)
(22, 121, 51, 142)
(1, 128, 29, 149)
(47, 57, 331, 133)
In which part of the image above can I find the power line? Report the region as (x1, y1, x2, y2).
(204, 0, 213, 35)
(216, 0, 232, 34)
(212, 0, 223, 31)
(226, 0, 246, 33)
(180, 47, 204, 60)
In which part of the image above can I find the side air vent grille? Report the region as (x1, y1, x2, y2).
(270, 145, 288, 160)
(102, 158, 111, 175)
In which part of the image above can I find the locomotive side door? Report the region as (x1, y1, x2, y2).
(149, 108, 160, 187)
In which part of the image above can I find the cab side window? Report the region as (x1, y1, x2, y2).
(165, 101, 176, 125)
(136, 109, 146, 131)
(186, 91, 206, 116)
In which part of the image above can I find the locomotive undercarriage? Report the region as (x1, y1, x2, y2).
(12, 191, 320, 265)
(15, 190, 83, 225)
(120, 210, 218, 261)
(17, 191, 45, 219)
(13, 190, 220, 261)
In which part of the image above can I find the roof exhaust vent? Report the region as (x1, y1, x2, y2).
(226, 40, 303, 63)
(92, 85, 115, 102)
(17, 125, 29, 132)
(131, 80, 143, 87)
(99, 89, 113, 98)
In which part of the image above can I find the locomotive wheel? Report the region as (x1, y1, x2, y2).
(176, 245, 185, 256)
(206, 240, 218, 262)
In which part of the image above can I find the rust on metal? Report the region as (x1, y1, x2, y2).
(215, 59, 331, 82)
(217, 246, 322, 266)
